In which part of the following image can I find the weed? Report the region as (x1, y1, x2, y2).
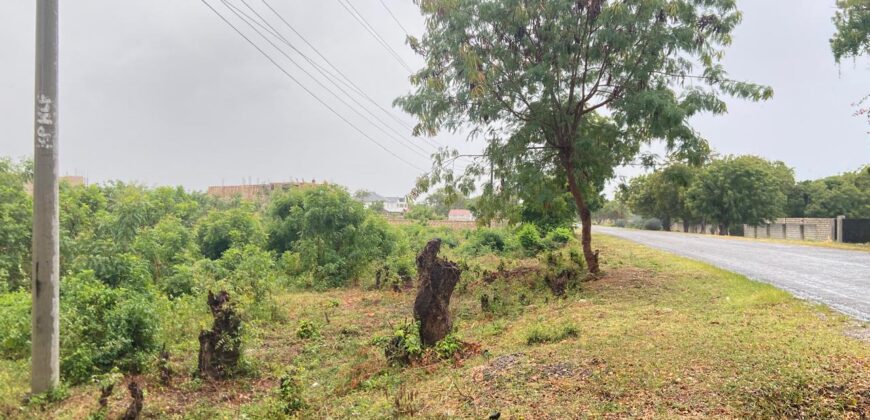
(525, 323, 579, 345)
(277, 366, 306, 414)
(434, 334, 463, 359)
(391, 384, 419, 418)
(295, 320, 320, 340)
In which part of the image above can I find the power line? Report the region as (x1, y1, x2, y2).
(259, 0, 419, 134)
(378, 0, 410, 37)
(200, 0, 426, 171)
(335, 0, 413, 73)
(230, 0, 433, 157)
(220, 0, 432, 161)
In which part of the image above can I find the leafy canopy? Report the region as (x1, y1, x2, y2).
(398, 0, 771, 271)
(686, 156, 793, 231)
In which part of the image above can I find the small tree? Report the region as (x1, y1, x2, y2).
(622, 162, 698, 231)
(397, 0, 771, 273)
(686, 156, 791, 234)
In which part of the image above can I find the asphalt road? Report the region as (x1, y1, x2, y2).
(595, 226, 870, 322)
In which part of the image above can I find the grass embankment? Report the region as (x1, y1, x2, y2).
(3, 235, 869, 418)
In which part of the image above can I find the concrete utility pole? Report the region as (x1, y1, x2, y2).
(32, 0, 60, 394)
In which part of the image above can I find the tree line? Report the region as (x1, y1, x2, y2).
(609, 156, 870, 234)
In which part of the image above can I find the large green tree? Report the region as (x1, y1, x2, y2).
(622, 162, 699, 231)
(686, 156, 793, 234)
(792, 166, 870, 218)
(397, 0, 771, 273)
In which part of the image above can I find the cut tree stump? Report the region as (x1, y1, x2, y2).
(197, 290, 242, 379)
(413, 239, 461, 346)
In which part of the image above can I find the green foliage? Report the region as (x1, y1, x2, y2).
(296, 320, 320, 340)
(545, 227, 574, 245)
(643, 218, 663, 231)
(460, 228, 509, 256)
(425, 187, 469, 217)
(791, 166, 870, 218)
(831, 0, 870, 62)
(405, 204, 441, 224)
(381, 321, 423, 366)
(433, 334, 462, 360)
(195, 207, 266, 260)
(268, 185, 391, 288)
(0, 291, 30, 359)
(687, 156, 793, 232)
(60, 271, 161, 384)
(621, 163, 699, 230)
(277, 366, 306, 414)
(0, 158, 32, 291)
(398, 0, 771, 271)
(525, 323, 579, 346)
(517, 224, 544, 253)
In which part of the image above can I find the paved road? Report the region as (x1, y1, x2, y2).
(596, 226, 870, 321)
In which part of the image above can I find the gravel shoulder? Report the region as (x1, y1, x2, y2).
(595, 226, 870, 321)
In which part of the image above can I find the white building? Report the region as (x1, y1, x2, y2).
(357, 192, 409, 214)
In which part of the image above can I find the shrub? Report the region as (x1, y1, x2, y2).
(613, 219, 627, 228)
(525, 323, 579, 345)
(517, 224, 543, 253)
(60, 271, 161, 384)
(0, 290, 30, 359)
(381, 321, 423, 366)
(434, 334, 462, 359)
(461, 228, 507, 256)
(643, 218, 663, 231)
(296, 320, 319, 340)
(545, 227, 573, 245)
(268, 186, 390, 288)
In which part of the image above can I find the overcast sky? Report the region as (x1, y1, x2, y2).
(0, 1, 867, 197)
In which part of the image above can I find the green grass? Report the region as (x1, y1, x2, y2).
(1, 234, 868, 418)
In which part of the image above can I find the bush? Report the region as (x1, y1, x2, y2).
(460, 228, 508, 256)
(643, 218, 663, 231)
(0, 290, 30, 359)
(545, 227, 573, 245)
(434, 334, 462, 359)
(268, 185, 390, 288)
(60, 271, 161, 384)
(517, 224, 543, 253)
(381, 321, 423, 366)
(296, 320, 319, 340)
(278, 367, 306, 414)
(614, 219, 627, 228)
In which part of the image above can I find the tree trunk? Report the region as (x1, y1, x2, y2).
(561, 157, 600, 275)
(662, 216, 672, 231)
(413, 239, 461, 346)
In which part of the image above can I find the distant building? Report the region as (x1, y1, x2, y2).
(448, 209, 475, 222)
(357, 192, 409, 214)
(207, 180, 324, 202)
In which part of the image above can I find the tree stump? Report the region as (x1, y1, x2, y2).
(413, 239, 461, 346)
(197, 290, 242, 379)
(122, 381, 144, 420)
